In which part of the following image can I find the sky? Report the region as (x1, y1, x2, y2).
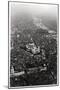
(10, 2, 58, 19)
(9, 2, 58, 31)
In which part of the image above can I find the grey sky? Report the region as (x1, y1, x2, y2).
(10, 2, 58, 20)
(9, 2, 58, 31)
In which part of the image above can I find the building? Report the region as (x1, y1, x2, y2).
(26, 42, 40, 54)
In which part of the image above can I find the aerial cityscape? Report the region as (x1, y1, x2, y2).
(9, 2, 58, 87)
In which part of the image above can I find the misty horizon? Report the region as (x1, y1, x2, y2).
(9, 2, 58, 32)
